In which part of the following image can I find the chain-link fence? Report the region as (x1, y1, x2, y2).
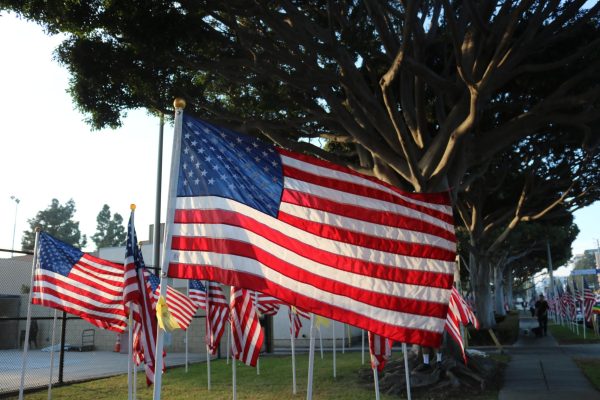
(0, 254, 215, 397)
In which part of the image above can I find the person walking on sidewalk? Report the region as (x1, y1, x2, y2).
(535, 294, 549, 336)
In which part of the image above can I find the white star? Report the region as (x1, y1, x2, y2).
(194, 178, 200, 185)
(185, 133, 191, 139)
(205, 156, 212, 162)
(184, 147, 190, 154)
(208, 178, 215, 185)
(188, 171, 194, 177)
(200, 170, 208, 176)
(191, 140, 197, 146)
(182, 163, 188, 170)
(236, 137, 243, 144)
(195, 162, 201, 169)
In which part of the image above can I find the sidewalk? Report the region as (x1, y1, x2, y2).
(498, 314, 599, 400)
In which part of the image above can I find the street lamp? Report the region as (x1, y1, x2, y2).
(10, 196, 20, 257)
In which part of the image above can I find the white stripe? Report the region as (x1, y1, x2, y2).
(173, 250, 448, 332)
(79, 256, 124, 275)
(279, 202, 456, 251)
(281, 154, 453, 216)
(32, 290, 128, 322)
(173, 223, 450, 301)
(176, 196, 455, 274)
(35, 270, 125, 304)
(69, 267, 123, 292)
(284, 177, 455, 234)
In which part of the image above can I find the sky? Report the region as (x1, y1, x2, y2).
(0, 12, 598, 270)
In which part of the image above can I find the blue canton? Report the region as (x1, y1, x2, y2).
(179, 115, 284, 218)
(189, 279, 206, 292)
(147, 273, 160, 292)
(38, 233, 83, 276)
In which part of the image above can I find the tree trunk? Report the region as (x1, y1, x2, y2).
(469, 251, 495, 328)
(494, 266, 506, 317)
(505, 268, 514, 310)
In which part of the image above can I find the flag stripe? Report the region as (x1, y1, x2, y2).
(172, 264, 445, 345)
(230, 287, 264, 366)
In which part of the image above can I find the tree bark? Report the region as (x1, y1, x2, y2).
(494, 265, 506, 317)
(469, 250, 495, 328)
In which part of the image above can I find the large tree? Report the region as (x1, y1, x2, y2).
(22, 198, 87, 250)
(91, 204, 126, 249)
(3, 1, 599, 193)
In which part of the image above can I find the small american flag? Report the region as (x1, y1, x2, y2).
(368, 332, 393, 372)
(166, 114, 456, 347)
(230, 287, 264, 366)
(147, 274, 198, 330)
(188, 279, 206, 308)
(124, 210, 161, 385)
(288, 306, 310, 338)
(445, 287, 479, 363)
(32, 232, 129, 333)
(583, 277, 595, 322)
(255, 291, 283, 316)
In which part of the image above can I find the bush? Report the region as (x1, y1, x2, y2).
(467, 311, 520, 346)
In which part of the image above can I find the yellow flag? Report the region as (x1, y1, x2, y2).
(315, 315, 330, 328)
(156, 296, 181, 331)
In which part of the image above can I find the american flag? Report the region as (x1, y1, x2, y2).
(368, 332, 393, 372)
(165, 114, 456, 347)
(254, 291, 282, 316)
(288, 306, 310, 338)
(583, 277, 596, 322)
(146, 274, 198, 330)
(32, 232, 128, 333)
(199, 282, 229, 355)
(564, 285, 576, 320)
(124, 210, 161, 385)
(445, 287, 478, 363)
(188, 279, 206, 308)
(230, 287, 264, 366)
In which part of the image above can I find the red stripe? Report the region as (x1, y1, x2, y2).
(282, 164, 454, 225)
(174, 210, 454, 286)
(278, 208, 455, 260)
(281, 189, 456, 244)
(81, 254, 125, 272)
(169, 264, 444, 347)
(278, 148, 452, 205)
(34, 275, 126, 306)
(171, 237, 448, 318)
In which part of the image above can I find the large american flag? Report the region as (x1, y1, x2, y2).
(123, 211, 161, 385)
(165, 114, 456, 347)
(230, 287, 264, 367)
(146, 274, 198, 330)
(32, 232, 128, 333)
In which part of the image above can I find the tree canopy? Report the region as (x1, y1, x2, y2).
(91, 204, 126, 249)
(21, 198, 87, 250)
(3, 1, 599, 193)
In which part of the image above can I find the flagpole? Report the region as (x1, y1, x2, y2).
(289, 307, 297, 395)
(402, 343, 412, 400)
(185, 283, 189, 373)
(226, 323, 230, 365)
(332, 320, 336, 378)
(205, 281, 212, 391)
(318, 327, 323, 359)
(373, 367, 380, 400)
(254, 291, 260, 376)
(342, 323, 345, 354)
(361, 330, 365, 365)
(306, 313, 316, 400)
(153, 99, 186, 400)
(128, 310, 133, 400)
(232, 329, 237, 400)
(47, 309, 58, 400)
(19, 228, 41, 400)
(581, 276, 586, 340)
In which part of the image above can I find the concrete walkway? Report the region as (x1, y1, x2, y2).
(498, 315, 599, 400)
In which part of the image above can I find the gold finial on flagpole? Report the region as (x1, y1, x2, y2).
(173, 98, 186, 109)
(130, 204, 136, 211)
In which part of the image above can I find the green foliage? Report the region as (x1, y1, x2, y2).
(548, 323, 600, 344)
(21, 199, 87, 251)
(91, 204, 126, 249)
(467, 311, 520, 346)
(574, 359, 600, 391)
(573, 250, 598, 271)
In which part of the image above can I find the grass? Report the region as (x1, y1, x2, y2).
(9, 352, 401, 400)
(548, 323, 600, 344)
(574, 359, 600, 391)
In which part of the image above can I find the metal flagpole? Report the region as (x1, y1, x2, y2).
(133, 358, 137, 400)
(289, 307, 297, 395)
(361, 330, 365, 365)
(342, 323, 345, 354)
(185, 283, 189, 373)
(232, 327, 237, 400)
(153, 99, 186, 400)
(332, 320, 336, 378)
(47, 309, 58, 400)
(402, 343, 412, 400)
(306, 313, 316, 400)
(373, 367, 380, 400)
(318, 325, 323, 359)
(254, 291, 260, 376)
(128, 310, 133, 400)
(19, 228, 41, 400)
(205, 281, 211, 390)
(226, 323, 230, 365)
